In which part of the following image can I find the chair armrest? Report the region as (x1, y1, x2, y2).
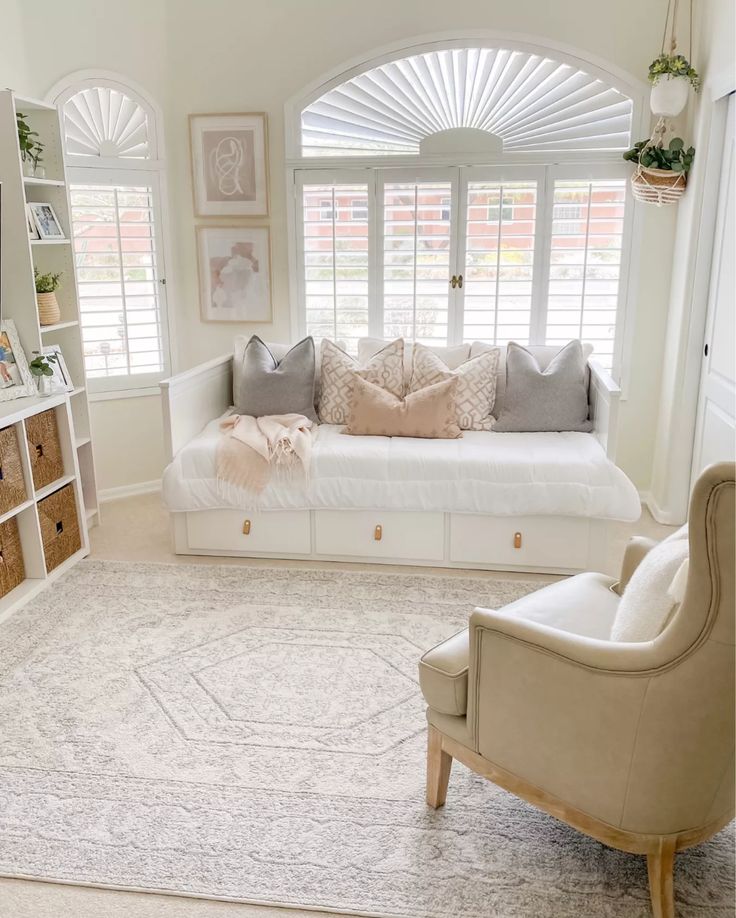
(616, 536, 658, 594)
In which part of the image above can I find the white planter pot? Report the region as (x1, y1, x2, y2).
(650, 75, 690, 117)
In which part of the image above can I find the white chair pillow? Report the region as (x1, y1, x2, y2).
(610, 537, 689, 642)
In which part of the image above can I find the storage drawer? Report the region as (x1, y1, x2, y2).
(314, 510, 445, 561)
(25, 409, 64, 491)
(450, 514, 590, 570)
(186, 509, 311, 554)
(0, 516, 24, 597)
(0, 425, 26, 514)
(38, 483, 82, 573)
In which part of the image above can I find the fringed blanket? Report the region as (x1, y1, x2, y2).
(216, 413, 313, 494)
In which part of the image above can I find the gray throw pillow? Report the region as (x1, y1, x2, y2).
(493, 340, 593, 432)
(233, 336, 317, 421)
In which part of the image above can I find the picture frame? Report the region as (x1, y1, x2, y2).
(27, 202, 65, 240)
(0, 320, 37, 400)
(196, 226, 272, 323)
(41, 344, 73, 393)
(189, 113, 269, 216)
(25, 204, 39, 240)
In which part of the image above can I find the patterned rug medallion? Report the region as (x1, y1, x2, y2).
(0, 560, 732, 917)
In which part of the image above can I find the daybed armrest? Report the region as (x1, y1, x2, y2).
(588, 358, 620, 462)
(160, 353, 233, 460)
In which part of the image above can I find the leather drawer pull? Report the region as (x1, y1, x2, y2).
(242, 519, 251, 535)
(514, 531, 522, 549)
(374, 524, 383, 541)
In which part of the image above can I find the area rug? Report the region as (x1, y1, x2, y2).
(0, 560, 732, 917)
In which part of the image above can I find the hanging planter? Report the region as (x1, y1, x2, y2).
(624, 136, 694, 206)
(648, 53, 700, 116)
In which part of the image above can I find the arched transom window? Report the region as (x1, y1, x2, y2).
(54, 78, 169, 394)
(290, 43, 642, 375)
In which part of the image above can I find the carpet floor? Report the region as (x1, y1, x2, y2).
(0, 560, 732, 917)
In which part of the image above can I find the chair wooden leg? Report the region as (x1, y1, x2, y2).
(426, 725, 453, 808)
(647, 837, 676, 918)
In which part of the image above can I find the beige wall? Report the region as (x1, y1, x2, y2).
(1, 0, 715, 494)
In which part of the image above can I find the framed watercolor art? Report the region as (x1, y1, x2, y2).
(197, 226, 272, 323)
(189, 113, 269, 217)
(0, 320, 37, 400)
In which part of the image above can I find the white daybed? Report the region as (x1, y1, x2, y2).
(160, 351, 640, 574)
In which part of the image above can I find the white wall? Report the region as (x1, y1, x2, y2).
(648, 0, 736, 521)
(1, 0, 714, 495)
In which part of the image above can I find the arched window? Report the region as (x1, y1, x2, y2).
(288, 42, 645, 374)
(52, 75, 169, 393)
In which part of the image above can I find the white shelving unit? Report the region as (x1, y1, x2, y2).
(0, 89, 99, 534)
(0, 392, 90, 625)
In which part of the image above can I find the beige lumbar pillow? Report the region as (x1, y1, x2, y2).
(318, 338, 404, 425)
(409, 343, 500, 430)
(346, 373, 461, 439)
(610, 535, 689, 642)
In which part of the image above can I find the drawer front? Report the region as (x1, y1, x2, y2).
(186, 510, 311, 554)
(450, 514, 590, 569)
(315, 510, 445, 561)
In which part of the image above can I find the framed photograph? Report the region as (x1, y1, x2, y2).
(189, 113, 269, 216)
(197, 226, 272, 323)
(42, 344, 73, 393)
(25, 204, 39, 240)
(27, 202, 65, 240)
(0, 320, 37, 400)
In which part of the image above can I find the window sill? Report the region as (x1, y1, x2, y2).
(89, 386, 161, 403)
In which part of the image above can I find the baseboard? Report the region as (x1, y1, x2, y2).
(99, 479, 161, 503)
(640, 490, 686, 526)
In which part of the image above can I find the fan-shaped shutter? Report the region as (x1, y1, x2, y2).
(63, 87, 151, 159)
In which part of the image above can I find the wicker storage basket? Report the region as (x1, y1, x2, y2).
(25, 409, 64, 491)
(0, 516, 25, 598)
(631, 166, 687, 206)
(38, 483, 81, 573)
(0, 425, 27, 514)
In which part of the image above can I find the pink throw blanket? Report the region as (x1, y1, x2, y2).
(217, 413, 313, 494)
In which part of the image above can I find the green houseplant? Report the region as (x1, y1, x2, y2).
(16, 112, 45, 176)
(648, 53, 700, 118)
(624, 137, 695, 206)
(648, 53, 700, 90)
(34, 268, 63, 326)
(623, 137, 695, 174)
(29, 351, 59, 397)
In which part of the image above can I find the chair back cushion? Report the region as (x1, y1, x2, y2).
(610, 530, 689, 642)
(493, 340, 593, 432)
(346, 373, 461, 439)
(233, 335, 317, 421)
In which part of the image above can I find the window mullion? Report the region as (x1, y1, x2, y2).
(113, 187, 132, 377)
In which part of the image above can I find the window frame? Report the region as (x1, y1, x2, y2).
(52, 73, 173, 396)
(68, 165, 171, 395)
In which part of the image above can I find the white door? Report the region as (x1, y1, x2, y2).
(691, 94, 736, 482)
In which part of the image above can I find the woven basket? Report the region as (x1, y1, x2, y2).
(25, 409, 64, 491)
(0, 426, 27, 515)
(37, 292, 61, 326)
(0, 516, 25, 598)
(631, 166, 687, 206)
(38, 483, 81, 573)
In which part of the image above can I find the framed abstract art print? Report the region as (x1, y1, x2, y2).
(197, 226, 272, 323)
(189, 113, 269, 217)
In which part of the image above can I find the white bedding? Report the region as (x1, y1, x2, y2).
(162, 418, 641, 521)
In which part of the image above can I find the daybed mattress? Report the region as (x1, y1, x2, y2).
(162, 419, 641, 521)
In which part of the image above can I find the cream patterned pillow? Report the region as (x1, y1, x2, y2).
(318, 338, 404, 425)
(409, 343, 500, 430)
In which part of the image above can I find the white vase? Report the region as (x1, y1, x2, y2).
(650, 75, 691, 117)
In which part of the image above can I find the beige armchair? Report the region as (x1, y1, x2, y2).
(419, 462, 735, 918)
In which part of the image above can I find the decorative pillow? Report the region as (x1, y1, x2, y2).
(346, 373, 461, 439)
(493, 340, 593, 432)
(409, 343, 500, 430)
(471, 340, 594, 416)
(318, 338, 404, 425)
(610, 537, 690, 642)
(233, 335, 317, 421)
(358, 337, 471, 379)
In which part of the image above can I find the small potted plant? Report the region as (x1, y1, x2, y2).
(648, 53, 700, 117)
(16, 112, 45, 178)
(29, 351, 59, 398)
(34, 268, 62, 326)
(623, 137, 695, 206)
